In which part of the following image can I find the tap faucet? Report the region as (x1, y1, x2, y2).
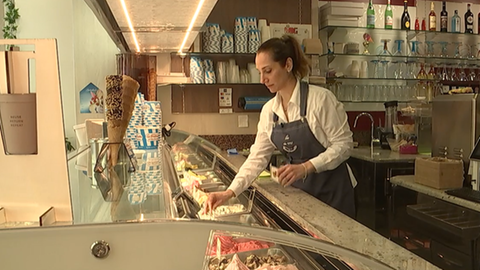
(354, 112, 379, 154)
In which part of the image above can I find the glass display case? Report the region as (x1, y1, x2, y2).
(0, 129, 438, 269)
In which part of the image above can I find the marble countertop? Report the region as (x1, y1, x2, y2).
(350, 147, 429, 163)
(218, 152, 440, 270)
(391, 175, 480, 212)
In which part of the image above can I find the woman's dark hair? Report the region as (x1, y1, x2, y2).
(257, 35, 310, 79)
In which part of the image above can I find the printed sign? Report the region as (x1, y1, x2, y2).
(79, 83, 104, 114)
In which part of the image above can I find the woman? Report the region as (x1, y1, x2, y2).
(205, 35, 356, 218)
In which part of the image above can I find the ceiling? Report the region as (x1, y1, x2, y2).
(85, 0, 219, 53)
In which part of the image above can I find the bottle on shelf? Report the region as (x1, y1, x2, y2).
(385, 0, 393, 29)
(415, 17, 420, 31)
(401, 0, 410, 30)
(465, 4, 474, 34)
(429, 2, 436, 31)
(440, 1, 448, 32)
(452, 10, 461, 33)
(421, 17, 427, 31)
(367, 0, 375, 28)
(478, 9, 480, 34)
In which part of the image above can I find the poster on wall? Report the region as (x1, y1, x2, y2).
(79, 83, 104, 114)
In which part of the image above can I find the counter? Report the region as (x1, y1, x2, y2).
(351, 147, 429, 163)
(218, 152, 440, 270)
(391, 175, 480, 212)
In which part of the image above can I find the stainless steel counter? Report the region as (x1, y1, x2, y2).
(350, 147, 429, 163)
(217, 152, 440, 270)
(391, 175, 480, 212)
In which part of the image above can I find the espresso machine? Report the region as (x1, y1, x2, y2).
(432, 94, 480, 188)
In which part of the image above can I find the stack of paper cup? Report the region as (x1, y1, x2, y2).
(142, 101, 162, 128)
(248, 63, 261, 83)
(222, 33, 234, 53)
(123, 138, 138, 171)
(203, 58, 216, 84)
(248, 30, 261, 53)
(140, 151, 162, 171)
(190, 57, 204, 84)
(128, 173, 146, 205)
(247, 17, 258, 31)
(203, 23, 221, 53)
(143, 152, 163, 194)
(216, 61, 228, 83)
(234, 17, 248, 53)
(135, 126, 160, 150)
(126, 93, 144, 144)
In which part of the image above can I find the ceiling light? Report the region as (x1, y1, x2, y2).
(120, 0, 140, 53)
(178, 0, 205, 53)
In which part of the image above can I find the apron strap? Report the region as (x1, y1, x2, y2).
(273, 112, 279, 123)
(300, 81, 309, 117)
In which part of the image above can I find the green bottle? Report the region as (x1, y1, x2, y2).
(367, 0, 375, 28)
(385, 0, 393, 29)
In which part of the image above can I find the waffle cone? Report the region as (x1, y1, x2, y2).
(106, 75, 140, 166)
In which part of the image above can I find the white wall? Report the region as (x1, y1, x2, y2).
(16, 0, 118, 145)
(73, 0, 118, 125)
(16, 0, 76, 141)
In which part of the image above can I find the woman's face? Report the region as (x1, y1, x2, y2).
(255, 51, 292, 93)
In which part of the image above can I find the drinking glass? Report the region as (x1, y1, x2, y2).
(425, 41, 435, 57)
(439, 41, 449, 58)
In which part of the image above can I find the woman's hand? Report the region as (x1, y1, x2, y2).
(277, 162, 314, 187)
(204, 190, 235, 214)
(277, 164, 305, 187)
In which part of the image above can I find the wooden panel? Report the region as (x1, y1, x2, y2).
(207, 0, 312, 34)
(171, 84, 185, 113)
(171, 84, 273, 113)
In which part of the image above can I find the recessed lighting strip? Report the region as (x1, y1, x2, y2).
(120, 0, 141, 53)
(178, 0, 205, 53)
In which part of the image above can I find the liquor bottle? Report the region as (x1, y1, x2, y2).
(465, 4, 474, 34)
(429, 2, 436, 31)
(415, 17, 420, 31)
(367, 0, 375, 28)
(421, 18, 427, 31)
(401, 0, 410, 30)
(440, 1, 448, 32)
(385, 0, 393, 29)
(478, 9, 480, 34)
(452, 10, 461, 33)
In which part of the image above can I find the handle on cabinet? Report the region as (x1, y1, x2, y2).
(436, 252, 463, 268)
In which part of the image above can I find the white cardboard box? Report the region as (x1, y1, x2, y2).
(319, 2, 364, 18)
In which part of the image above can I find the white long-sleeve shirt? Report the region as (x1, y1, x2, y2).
(228, 80, 356, 197)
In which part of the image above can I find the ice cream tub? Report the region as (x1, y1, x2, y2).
(206, 247, 295, 270)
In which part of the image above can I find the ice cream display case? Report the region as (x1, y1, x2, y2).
(63, 131, 388, 270)
(0, 129, 440, 269)
(0, 219, 397, 270)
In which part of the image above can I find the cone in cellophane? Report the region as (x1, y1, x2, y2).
(105, 75, 140, 166)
